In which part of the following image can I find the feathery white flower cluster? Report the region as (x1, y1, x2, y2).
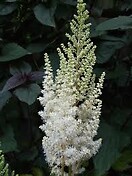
(38, 0, 105, 175)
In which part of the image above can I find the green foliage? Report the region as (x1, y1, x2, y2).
(0, 43, 29, 62)
(96, 16, 132, 31)
(14, 84, 41, 105)
(0, 125, 18, 153)
(0, 3, 17, 15)
(93, 123, 130, 176)
(0, 92, 11, 111)
(0, 0, 132, 175)
(112, 150, 132, 171)
(0, 150, 17, 176)
(33, 4, 56, 27)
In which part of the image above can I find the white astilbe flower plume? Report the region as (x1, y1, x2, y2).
(38, 0, 105, 175)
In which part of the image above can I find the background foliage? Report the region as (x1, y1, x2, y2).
(0, 0, 132, 175)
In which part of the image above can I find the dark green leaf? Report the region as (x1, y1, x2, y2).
(94, 68, 106, 77)
(100, 34, 129, 43)
(107, 63, 129, 86)
(109, 108, 132, 127)
(0, 125, 18, 152)
(130, 67, 132, 80)
(28, 71, 44, 82)
(49, 52, 59, 75)
(90, 17, 107, 37)
(96, 41, 124, 63)
(33, 4, 55, 27)
(0, 43, 30, 62)
(96, 16, 132, 31)
(0, 91, 11, 110)
(10, 61, 32, 75)
(18, 146, 38, 162)
(93, 0, 114, 10)
(0, 4, 17, 15)
(112, 150, 132, 171)
(26, 43, 47, 53)
(2, 74, 26, 92)
(19, 174, 32, 176)
(93, 122, 130, 176)
(6, 0, 16, 2)
(60, 0, 76, 6)
(120, 0, 132, 10)
(32, 167, 44, 176)
(14, 83, 41, 105)
(91, 0, 114, 17)
(107, 63, 128, 79)
(55, 4, 74, 20)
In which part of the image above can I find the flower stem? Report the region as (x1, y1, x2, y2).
(68, 165, 72, 176)
(61, 156, 65, 176)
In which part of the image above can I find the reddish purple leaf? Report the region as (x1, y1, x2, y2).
(28, 71, 44, 81)
(2, 73, 27, 92)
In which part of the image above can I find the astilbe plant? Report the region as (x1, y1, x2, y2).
(38, 0, 105, 175)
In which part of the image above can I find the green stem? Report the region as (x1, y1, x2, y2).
(68, 165, 72, 176)
(61, 144, 65, 176)
(61, 156, 65, 176)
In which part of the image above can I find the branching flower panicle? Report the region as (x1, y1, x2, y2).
(38, 0, 105, 175)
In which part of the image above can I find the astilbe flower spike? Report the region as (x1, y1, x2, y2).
(38, 0, 105, 175)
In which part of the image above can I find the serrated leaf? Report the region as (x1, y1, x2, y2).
(0, 43, 30, 62)
(14, 83, 40, 105)
(2, 73, 27, 92)
(0, 4, 17, 15)
(33, 4, 55, 27)
(0, 125, 18, 152)
(0, 91, 11, 110)
(96, 16, 132, 31)
(93, 122, 130, 176)
(10, 61, 32, 75)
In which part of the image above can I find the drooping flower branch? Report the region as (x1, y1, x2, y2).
(38, 0, 105, 175)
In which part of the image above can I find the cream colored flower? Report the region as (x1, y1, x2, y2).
(38, 0, 105, 175)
